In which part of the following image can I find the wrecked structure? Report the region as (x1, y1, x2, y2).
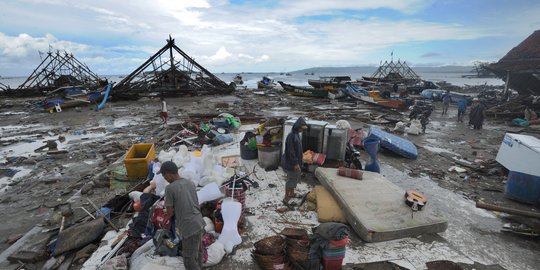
(485, 30, 540, 118)
(0, 51, 107, 97)
(489, 30, 540, 96)
(112, 36, 233, 100)
(362, 60, 421, 84)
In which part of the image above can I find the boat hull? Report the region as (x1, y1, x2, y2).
(278, 81, 328, 98)
(344, 84, 406, 110)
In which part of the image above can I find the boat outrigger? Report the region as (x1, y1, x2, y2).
(35, 84, 110, 113)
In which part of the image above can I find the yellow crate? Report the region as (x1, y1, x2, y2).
(124, 143, 156, 179)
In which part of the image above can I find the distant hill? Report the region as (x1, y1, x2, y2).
(293, 65, 474, 74)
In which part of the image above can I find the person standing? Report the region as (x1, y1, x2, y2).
(162, 161, 204, 270)
(441, 90, 452, 115)
(469, 98, 486, 130)
(281, 117, 308, 206)
(457, 98, 468, 123)
(160, 97, 168, 127)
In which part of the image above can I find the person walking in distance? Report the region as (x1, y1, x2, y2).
(160, 97, 168, 127)
(162, 161, 204, 269)
(469, 98, 486, 130)
(441, 90, 452, 115)
(457, 98, 468, 123)
(281, 117, 308, 207)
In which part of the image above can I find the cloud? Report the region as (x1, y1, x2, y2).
(421, 52, 441, 58)
(1, 0, 539, 75)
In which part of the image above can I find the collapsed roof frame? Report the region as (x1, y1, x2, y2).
(17, 51, 104, 93)
(112, 36, 232, 99)
(368, 60, 421, 83)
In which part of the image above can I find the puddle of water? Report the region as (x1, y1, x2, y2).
(0, 112, 28, 116)
(0, 132, 107, 158)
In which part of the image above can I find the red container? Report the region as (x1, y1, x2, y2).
(328, 237, 349, 249)
(323, 257, 344, 270)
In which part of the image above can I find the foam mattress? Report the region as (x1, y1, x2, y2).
(315, 167, 447, 242)
(368, 127, 418, 159)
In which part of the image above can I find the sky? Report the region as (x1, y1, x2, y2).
(0, 0, 539, 76)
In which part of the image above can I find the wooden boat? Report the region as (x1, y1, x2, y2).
(278, 81, 328, 98)
(257, 76, 276, 89)
(36, 85, 105, 112)
(232, 74, 243, 85)
(308, 76, 351, 90)
(344, 83, 407, 110)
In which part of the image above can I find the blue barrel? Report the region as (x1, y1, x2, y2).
(505, 171, 540, 205)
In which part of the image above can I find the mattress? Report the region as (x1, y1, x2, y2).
(368, 127, 418, 159)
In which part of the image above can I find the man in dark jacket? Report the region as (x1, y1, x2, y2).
(281, 117, 308, 205)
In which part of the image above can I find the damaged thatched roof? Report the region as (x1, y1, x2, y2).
(489, 30, 540, 95)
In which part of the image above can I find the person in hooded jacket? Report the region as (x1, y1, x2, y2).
(281, 117, 308, 205)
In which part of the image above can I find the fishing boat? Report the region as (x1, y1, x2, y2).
(35, 85, 106, 112)
(257, 76, 276, 89)
(344, 83, 408, 110)
(308, 76, 351, 90)
(232, 74, 243, 85)
(278, 81, 329, 98)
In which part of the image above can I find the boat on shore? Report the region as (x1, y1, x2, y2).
(344, 83, 409, 110)
(308, 76, 351, 90)
(35, 85, 106, 112)
(232, 74, 243, 85)
(257, 76, 276, 90)
(278, 81, 329, 98)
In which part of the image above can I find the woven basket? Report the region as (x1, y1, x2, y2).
(254, 235, 285, 256)
(252, 251, 287, 270)
(281, 228, 308, 240)
(286, 238, 309, 250)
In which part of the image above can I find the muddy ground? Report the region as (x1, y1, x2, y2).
(0, 90, 539, 269)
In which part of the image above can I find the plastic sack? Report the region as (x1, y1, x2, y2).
(197, 182, 223, 204)
(393, 121, 407, 133)
(203, 241, 226, 267)
(203, 217, 215, 233)
(406, 120, 422, 135)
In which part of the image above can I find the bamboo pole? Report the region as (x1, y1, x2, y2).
(476, 201, 540, 219)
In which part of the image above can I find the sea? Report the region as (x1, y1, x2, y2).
(0, 66, 504, 90)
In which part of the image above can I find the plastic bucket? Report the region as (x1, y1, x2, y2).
(240, 143, 258, 160)
(258, 144, 281, 170)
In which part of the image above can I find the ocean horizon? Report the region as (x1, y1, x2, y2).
(0, 65, 505, 90)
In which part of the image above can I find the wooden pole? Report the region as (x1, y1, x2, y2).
(476, 201, 540, 219)
(86, 198, 120, 232)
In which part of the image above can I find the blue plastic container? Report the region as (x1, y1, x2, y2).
(505, 171, 540, 205)
(363, 137, 380, 173)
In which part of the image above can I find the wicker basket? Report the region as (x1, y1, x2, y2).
(252, 251, 287, 270)
(286, 238, 309, 264)
(281, 228, 308, 240)
(286, 238, 309, 249)
(254, 235, 285, 255)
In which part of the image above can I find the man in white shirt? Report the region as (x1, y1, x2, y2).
(143, 161, 169, 197)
